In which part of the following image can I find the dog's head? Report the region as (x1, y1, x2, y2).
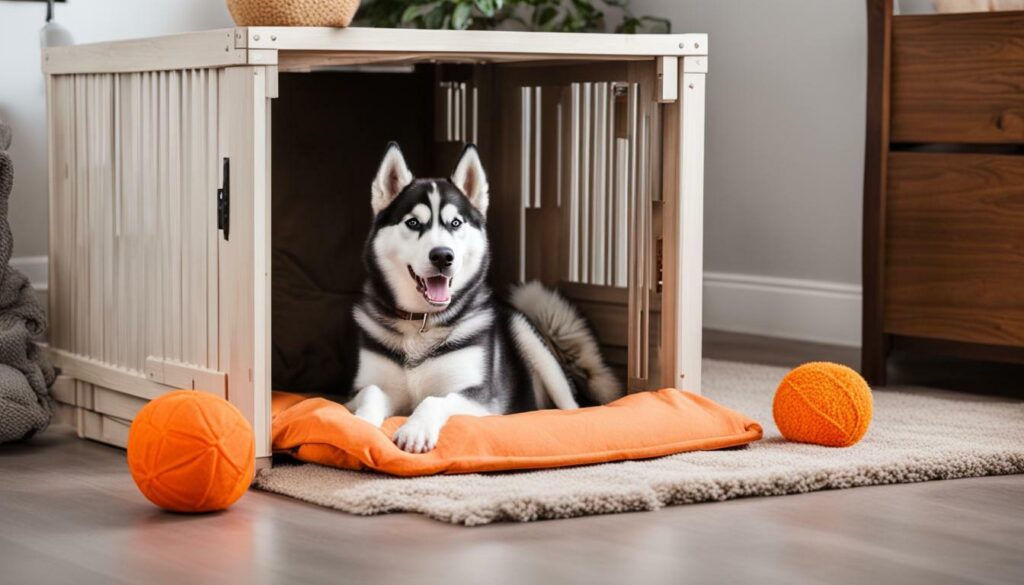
(365, 142, 490, 314)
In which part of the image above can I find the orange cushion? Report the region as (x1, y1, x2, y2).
(270, 389, 762, 476)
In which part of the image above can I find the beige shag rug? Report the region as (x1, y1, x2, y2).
(255, 360, 1024, 525)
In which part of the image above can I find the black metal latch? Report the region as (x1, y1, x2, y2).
(217, 157, 230, 241)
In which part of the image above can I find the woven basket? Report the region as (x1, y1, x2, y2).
(226, 0, 361, 27)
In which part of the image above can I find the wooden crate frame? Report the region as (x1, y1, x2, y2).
(43, 27, 708, 465)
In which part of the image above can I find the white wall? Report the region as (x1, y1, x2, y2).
(0, 0, 232, 273)
(634, 0, 867, 345)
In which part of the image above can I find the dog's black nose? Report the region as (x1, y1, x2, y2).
(429, 247, 455, 269)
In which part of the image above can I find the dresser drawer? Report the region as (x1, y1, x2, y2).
(891, 12, 1024, 144)
(884, 152, 1024, 345)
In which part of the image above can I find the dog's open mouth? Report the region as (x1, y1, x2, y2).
(408, 266, 452, 305)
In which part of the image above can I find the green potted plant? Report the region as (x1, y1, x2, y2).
(358, 0, 671, 33)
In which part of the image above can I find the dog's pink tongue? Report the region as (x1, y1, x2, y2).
(425, 276, 450, 303)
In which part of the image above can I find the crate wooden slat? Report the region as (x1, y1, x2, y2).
(50, 377, 144, 448)
(43, 29, 246, 74)
(77, 409, 132, 449)
(243, 27, 705, 58)
(43, 27, 707, 75)
(217, 66, 272, 459)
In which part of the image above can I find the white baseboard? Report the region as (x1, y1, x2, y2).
(9, 255, 48, 292)
(703, 271, 861, 348)
(11, 257, 860, 347)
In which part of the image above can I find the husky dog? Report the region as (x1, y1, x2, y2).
(347, 142, 620, 453)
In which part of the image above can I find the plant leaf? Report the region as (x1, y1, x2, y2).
(538, 5, 558, 24)
(366, 0, 669, 33)
(453, 2, 473, 29)
(400, 4, 422, 24)
(424, 2, 447, 28)
(401, 1, 440, 24)
(475, 0, 498, 18)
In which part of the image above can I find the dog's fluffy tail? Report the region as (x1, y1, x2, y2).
(510, 281, 622, 406)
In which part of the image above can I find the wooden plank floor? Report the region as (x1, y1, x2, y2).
(2, 331, 1022, 585)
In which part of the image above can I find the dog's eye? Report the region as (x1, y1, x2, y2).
(450, 218, 462, 229)
(404, 218, 420, 230)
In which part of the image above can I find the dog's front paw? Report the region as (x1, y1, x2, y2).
(392, 419, 441, 453)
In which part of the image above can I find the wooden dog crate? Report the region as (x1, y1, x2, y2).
(42, 28, 708, 463)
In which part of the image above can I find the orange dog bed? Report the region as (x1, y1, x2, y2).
(270, 389, 763, 476)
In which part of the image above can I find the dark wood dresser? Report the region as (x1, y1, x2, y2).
(862, 0, 1024, 385)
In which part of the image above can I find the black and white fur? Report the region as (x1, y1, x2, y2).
(348, 143, 619, 453)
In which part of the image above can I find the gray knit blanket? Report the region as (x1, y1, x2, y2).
(0, 119, 55, 443)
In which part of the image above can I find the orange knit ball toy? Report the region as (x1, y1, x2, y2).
(127, 391, 254, 513)
(772, 362, 873, 447)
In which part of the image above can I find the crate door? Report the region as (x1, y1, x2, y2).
(46, 70, 231, 445)
(492, 63, 663, 392)
(218, 66, 273, 459)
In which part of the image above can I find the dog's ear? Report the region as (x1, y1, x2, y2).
(371, 142, 414, 215)
(451, 144, 489, 215)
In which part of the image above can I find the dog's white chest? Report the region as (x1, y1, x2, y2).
(354, 323, 487, 412)
(399, 323, 449, 363)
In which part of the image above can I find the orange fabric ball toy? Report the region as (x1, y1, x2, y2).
(772, 362, 873, 447)
(127, 390, 255, 513)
